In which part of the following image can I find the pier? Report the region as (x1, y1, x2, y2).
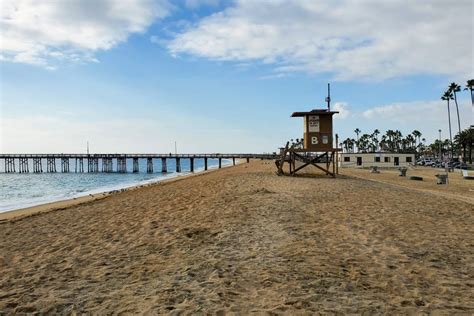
(0, 154, 276, 173)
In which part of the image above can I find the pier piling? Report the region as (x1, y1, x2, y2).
(219, 158, 222, 169)
(61, 158, 69, 173)
(190, 158, 194, 172)
(76, 158, 84, 173)
(102, 158, 113, 173)
(5, 158, 15, 173)
(19, 158, 29, 173)
(133, 158, 139, 173)
(33, 158, 42, 173)
(233, 157, 235, 166)
(204, 158, 208, 171)
(147, 158, 153, 173)
(117, 157, 127, 173)
(161, 158, 167, 173)
(47, 158, 56, 173)
(247, 158, 250, 163)
(88, 158, 99, 173)
(176, 157, 181, 172)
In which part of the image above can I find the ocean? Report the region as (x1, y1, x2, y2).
(0, 158, 231, 212)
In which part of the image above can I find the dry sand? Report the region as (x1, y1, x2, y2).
(0, 161, 473, 314)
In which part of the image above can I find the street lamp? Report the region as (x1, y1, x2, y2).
(438, 129, 442, 160)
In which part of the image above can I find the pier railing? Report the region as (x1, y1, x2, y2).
(0, 153, 277, 173)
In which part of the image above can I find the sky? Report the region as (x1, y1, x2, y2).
(0, 0, 473, 154)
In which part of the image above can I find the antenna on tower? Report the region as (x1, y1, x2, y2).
(325, 83, 331, 111)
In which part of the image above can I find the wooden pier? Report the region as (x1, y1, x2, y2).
(0, 154, 275, 174)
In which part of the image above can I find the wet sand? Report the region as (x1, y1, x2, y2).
(0, 161, 473, 314)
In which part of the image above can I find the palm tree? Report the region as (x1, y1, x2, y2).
(342, 138, 351, 153)
(358, 134, 371, 152)
(394, 130, 403, 151)
(412, 130, 421, 148)
(411, 130, 421, 152)
(385, 130, 394, 151)
(454, 128, 474, 163)
(354, 128, 361, 152)
(448, 82, 462, 134)
(372, 129, 380, 152)
(465, 79, 474, 108)
(441, 90, 454, 157)
(380, 135, 387, 151)
(405, 134, 415, 152)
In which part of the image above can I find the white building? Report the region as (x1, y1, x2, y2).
(339, 152, 415, 168)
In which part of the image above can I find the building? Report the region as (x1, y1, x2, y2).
(339, 152, 415, 168)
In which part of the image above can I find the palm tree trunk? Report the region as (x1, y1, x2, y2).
(453, 92, 462, 133)
(470, 88, 474, 107)
(447, 99, 453, 158)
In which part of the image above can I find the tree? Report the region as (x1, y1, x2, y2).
(405, 134, 415, 152)
(441, 90, 454, 157)
(385, 130, 395, 151)
(342, 138, 352, 153)
(358, 134, 371, 152)
(448, 82, 462, 134)
(454, 128, 474, 163)
(354, 128, 361, 152)
(372, 129, 380, 152)
(412, 130, 422, 151)
(394, 130, 403, 151)
(465, 79, 474, 108)
(380, 135, 388, 151)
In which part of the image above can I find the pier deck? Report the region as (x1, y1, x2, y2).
(0, 153, 277, 173)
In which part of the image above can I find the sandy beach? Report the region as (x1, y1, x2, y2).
(1, 161, 473, 314)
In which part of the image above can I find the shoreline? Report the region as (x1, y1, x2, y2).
(0, 160, 241, 222)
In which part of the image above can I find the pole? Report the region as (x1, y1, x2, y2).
(87, 141, 89, 155)
(438, 129, 442, 160)
(174, 141, 177, 155)
(335, 134, 339, 175)
(325, 83, 331, 111)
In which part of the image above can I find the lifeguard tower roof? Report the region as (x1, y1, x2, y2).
(291, 109, 339, 117)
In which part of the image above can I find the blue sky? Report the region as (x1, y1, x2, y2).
(1, 0, 472, 153)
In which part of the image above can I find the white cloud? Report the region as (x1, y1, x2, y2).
(333, 98, 472, 142)
(361, 100, 467, 126)
(0, 0, 171, 67)
(333, 102, 350, 119)
(168, 0, 473, 80)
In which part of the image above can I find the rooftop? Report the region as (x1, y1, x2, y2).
(291, 109, 339, 117)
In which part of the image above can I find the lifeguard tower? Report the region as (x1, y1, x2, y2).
(276, 84, 341, 177)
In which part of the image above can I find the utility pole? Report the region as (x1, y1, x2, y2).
(325, 83, 331, 111)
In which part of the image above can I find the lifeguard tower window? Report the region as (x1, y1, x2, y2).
(374, 157, 381, 162)
(384, 157, 391, 163)
(406, 157, 412, 162)
(344, 157, 350, 162)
